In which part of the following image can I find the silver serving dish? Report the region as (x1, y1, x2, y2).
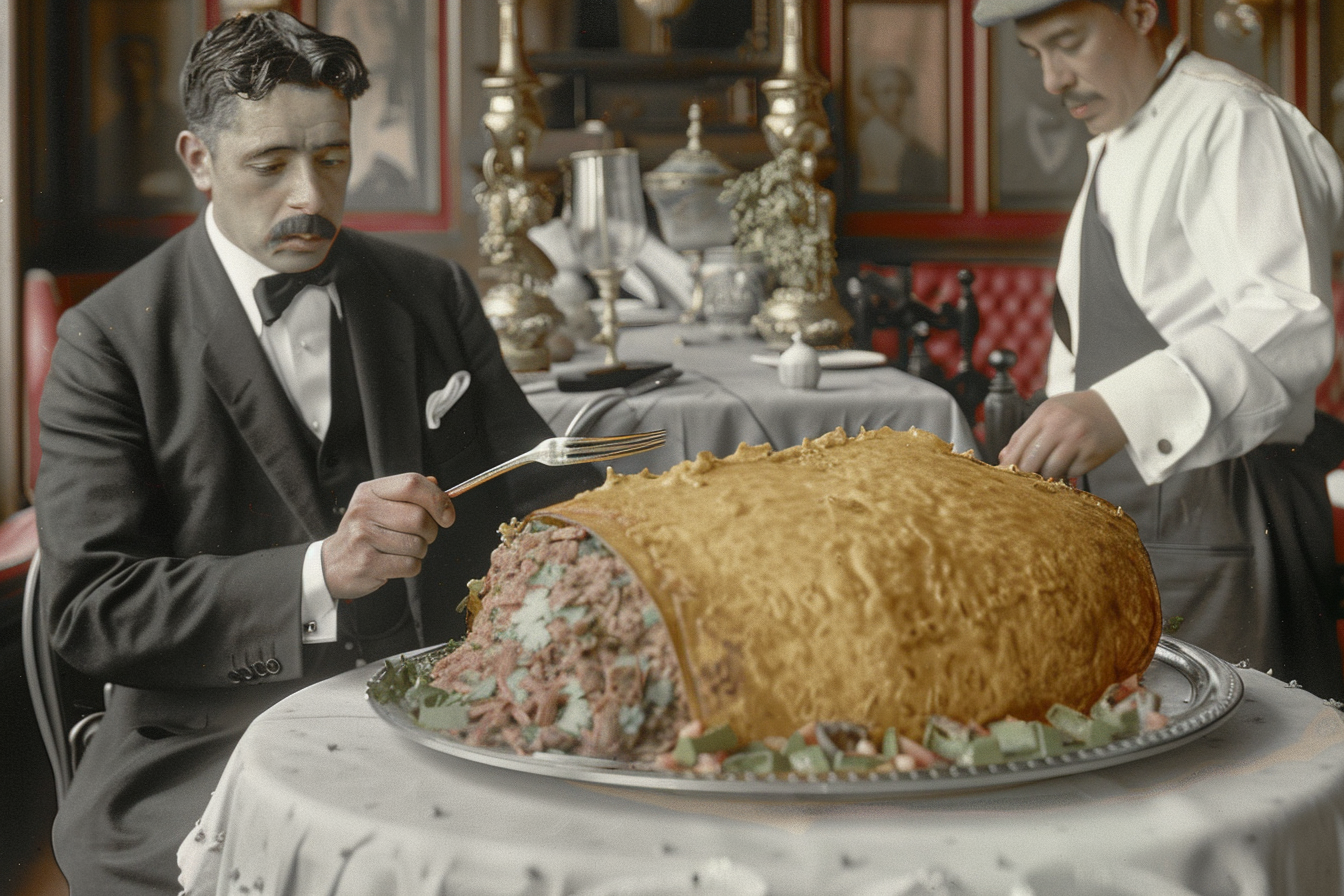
(367, 637, 1242, 798)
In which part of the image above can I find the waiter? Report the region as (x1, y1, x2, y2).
(976, 0, 1344, 698)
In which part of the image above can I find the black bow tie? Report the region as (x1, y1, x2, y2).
(253, 260, 336, 325)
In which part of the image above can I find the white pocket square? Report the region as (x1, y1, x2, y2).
(426, 370, 471, 430)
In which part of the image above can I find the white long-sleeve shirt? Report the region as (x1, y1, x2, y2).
(205, 205, 341, 642)
(1049, 49, 1344, 485)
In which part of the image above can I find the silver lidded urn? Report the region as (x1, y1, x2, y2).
(642, 104, 738, 323)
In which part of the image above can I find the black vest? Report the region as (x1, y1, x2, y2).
(304, 305, 418, 666)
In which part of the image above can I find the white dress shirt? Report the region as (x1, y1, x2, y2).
(1049, 45, 1344, 485)
(204, 205, 341, 642)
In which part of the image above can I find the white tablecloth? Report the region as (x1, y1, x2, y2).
(523, 324, 978, 472)
(179, 665, 1344, 896)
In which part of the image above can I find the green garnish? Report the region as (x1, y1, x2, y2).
(365, 642, 458, 706)
(787, 744, 830, 774)
(688, 724, 738, 754)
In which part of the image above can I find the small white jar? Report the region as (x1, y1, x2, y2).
(778, 331, 822, 390)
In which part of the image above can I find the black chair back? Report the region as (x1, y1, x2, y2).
(21, 548, 106, 802)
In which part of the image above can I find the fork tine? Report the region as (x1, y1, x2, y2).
(563, 430, 666, 447)
(572, 442, 667, 465)
(561, 430, 664, 448)
(563, 435, 665, 461)
(565, 430, 665, 448)
(445, 431, 666, 497)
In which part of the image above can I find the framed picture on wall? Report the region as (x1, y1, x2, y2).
(837, 0, 954, 212)
(86, 0, 204, 220)
(316, 0, 445, 222)
(989, 21, 1091, 211)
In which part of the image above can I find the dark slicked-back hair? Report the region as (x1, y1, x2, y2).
(180, 11, 369, 146)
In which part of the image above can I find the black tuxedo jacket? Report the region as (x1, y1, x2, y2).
(34, 218, 598, 893)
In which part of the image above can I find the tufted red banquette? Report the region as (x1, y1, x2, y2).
(899, 266, 1344, 422)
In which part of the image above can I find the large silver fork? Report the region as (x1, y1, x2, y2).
(443, 430, 666, 497)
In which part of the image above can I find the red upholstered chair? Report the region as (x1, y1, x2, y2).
(0, 506, 36, 605)
(4, 269, 115, 625)
(5, 269, 117, 798)
(0, 270, 66, 604)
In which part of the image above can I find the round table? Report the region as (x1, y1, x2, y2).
(178, 662, 1344, 896)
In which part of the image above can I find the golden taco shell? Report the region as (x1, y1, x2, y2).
(537, 426, 1163, 742)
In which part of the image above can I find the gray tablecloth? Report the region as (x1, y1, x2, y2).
(178, 665, 1344, 896)
(523, 325, 978, 473)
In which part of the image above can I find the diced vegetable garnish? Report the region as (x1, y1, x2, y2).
(787, 744, 831, 774)
(955, 734, 1005, 767)
(1046, 704, 1119, 747)
(652, 678, 1167, 776)
(923, 715, 971, 762)
(989, 719, 1036, 756)
(834, 753, 884, 772)
(688, 723, 738, 754)
(990, 719, 1063, 760)
(722, 748, 790, 775)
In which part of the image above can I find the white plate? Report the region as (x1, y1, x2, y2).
(750, 349, 890, 370)
(368, 638, 1242, 799)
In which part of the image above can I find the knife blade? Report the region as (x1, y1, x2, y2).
(563, 367, 683, 437)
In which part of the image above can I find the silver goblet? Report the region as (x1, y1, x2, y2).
(568, 148, 649, 366)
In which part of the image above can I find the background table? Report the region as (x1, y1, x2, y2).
(522, 324, 978, 473)
(178, 665, 1344, 896)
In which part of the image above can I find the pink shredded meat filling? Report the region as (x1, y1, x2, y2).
(429, 524, 689, 762)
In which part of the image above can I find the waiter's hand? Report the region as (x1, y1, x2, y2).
(321, 473, 456, 601)
(998, 390, 1127, 481)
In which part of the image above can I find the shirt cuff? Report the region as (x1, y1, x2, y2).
(301, 539, 338, 643)
(1091, 352, 1210, 485)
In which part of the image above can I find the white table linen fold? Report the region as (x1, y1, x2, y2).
(525, 325, 978, 472)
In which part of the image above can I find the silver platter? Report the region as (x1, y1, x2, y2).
(367, 636, 1242, 797)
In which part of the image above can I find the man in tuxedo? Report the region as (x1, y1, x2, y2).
(35, 12, 599, 893)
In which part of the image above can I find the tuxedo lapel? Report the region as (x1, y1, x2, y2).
(189, 223, 330, 539)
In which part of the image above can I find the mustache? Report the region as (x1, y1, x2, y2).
(1061, 90, 1102, 110)
(267, 214, 338, 244)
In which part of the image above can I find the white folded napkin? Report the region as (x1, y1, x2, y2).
(425, 370, 471, 430)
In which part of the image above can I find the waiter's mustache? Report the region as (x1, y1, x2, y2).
(267, 214, 338, 245)
(1061, 90, 1102, 111)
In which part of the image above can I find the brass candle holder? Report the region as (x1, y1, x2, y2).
(474, 0, 563, 372)
(730, 0, 852, 349)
